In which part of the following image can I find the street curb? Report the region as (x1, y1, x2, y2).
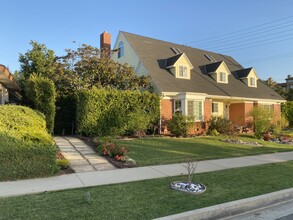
(154, 187, 293, 220)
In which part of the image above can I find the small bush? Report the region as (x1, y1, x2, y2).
(166, 112, 194, 137)
(209, 129, 220, 136)
(208, 116, 233, 135)
(97, 141, 128, 161)
(250, 107, 274, 139)
(57, 159, 69, 169)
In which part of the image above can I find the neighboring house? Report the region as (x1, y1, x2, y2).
(100, 31, 285, 134)
(278, 75, 293, 91)
(0, 65, 20, 104)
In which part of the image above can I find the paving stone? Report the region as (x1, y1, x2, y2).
(87, 158, 109, 164)
(71, 165, 95, 173)
(69, 159, 90, 166)
(62, 152, 84, 160)
(93, 163, 116, 171)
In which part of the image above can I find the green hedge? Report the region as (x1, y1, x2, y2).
(0, 105, 58, 181)
(76, 88, 160, 136)
(24, 74, 56, 134)
(0, 105, 53, 144)
(282, 101, 293, 128)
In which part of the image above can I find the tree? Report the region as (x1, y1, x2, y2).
(59, 44, 151, 91)
(263, 77, 286, 98)
(19, 41, 57, 80)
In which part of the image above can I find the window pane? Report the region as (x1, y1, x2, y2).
(118, 41, 124, 58)
(179, 66, 187, 77)
(212, 103, 218, 113)
(187, 100, 202, 121)
(250, 77, 255, 86)
(175, 100, 182, 112)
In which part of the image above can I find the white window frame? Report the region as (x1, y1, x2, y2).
(219, 72, 227, 83)
(178, 65, 188, 78)
(174, 100, 182, 113)
(212, 102, 219, 113)
(187, 100, 203, 121)
(250, 77, 256, 87)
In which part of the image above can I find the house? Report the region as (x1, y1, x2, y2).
(278, 75, 293, 91)
(100, 31, 285, 134)
(0, 65, 20, 104)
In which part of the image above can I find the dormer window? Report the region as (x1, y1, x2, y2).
(219, 72, 227, 83)
(250, 77, 256, 87)
(179, 65, 188, 78)
(234, 68, 259, 88)
(165, 53, 194, 80)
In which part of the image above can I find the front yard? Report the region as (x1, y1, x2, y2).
(1, 161, 293, 220)
(116, 135, 293, 166)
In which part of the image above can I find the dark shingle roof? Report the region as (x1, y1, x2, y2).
(120, 31, 284, 101)
(234, 68, 253, 79)
(204, 61, 223, 73)
(165, 53, 183, 68)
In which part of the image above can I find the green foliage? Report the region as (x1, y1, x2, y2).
(208, 116, 233, 135)
(166, 112, 194, 136)
(0, 105, 53, 144)
(282, 101, 293, 128)
(18, 41, 57, 80)
(76, 88, 160, 137)
(209, 129, 220, 136)
(0, 105, 58, 181)
(250, 107, 274, 139)
(97, 141, 128, 161)
(24, 74, 56, 134)
(60, 44, 151, 91)
(57, 159, 69, 169)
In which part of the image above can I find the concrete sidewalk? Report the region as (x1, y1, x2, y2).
(1, 151, 293, 197)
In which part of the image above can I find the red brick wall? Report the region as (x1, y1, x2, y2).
(273, 104, 281, 123)
(229, 103, 245, 126)
(204, 99, 212, 122)
(161, 99, 173, 134)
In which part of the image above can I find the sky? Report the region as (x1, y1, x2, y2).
(1, 0, 293, 82)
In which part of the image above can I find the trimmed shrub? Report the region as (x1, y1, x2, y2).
(76, 88, 160, 137)
(166, 112, 194, 137)
(0, 105, 53, 144)
(24, 74, 56, 134)
(208, 116, 233, 135)
(0, 105, 58, 181)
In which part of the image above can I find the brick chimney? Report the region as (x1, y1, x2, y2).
(100, 31, 111, 58)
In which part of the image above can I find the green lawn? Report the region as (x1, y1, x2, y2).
(117, 135, 293, 166)
(1, 161, 293, 220)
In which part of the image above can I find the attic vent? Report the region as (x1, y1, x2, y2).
(204, 54, 216, 62)
(170, 47, 182, 54)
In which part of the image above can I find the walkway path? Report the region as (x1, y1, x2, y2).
(54, 136, 116, 172)
(1, 150, 293, 197)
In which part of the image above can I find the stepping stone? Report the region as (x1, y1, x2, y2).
(71, 165, 95, 173)
(69, 159, 90, 166)
(87, 158, 109, 164)
(62, 152, 84, 160)
(93, 163, 116, 171)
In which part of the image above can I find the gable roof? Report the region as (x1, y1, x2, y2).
(234, 67, 253, 79)
(165, 53, 182, 67)
(119, 31, 284, 101)
(204, 61, 223, 73)
(0, 65, 19, 90)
